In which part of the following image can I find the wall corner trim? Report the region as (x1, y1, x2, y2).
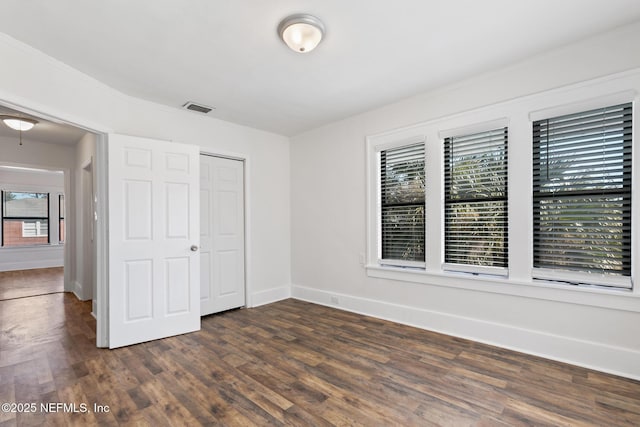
(72, 280, 90, 301)
(249, 285, 291, 308)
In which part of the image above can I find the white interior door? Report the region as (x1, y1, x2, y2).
(200, 155, 245, 316)
(108, 134, 200, 348)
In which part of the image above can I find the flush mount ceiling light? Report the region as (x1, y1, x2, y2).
(1, 115, 39, 146)
(0, 115, 38, 131)
(278, 14, 325, 53)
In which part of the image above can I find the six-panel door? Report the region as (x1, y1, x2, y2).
(108, 134, 200, 348)
(200, 155, 245, 316)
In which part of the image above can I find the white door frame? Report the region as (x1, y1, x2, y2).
(200, 150, 251, 309)
(0, 96, 110, 347)
(95, 134, 109, 347)
(80, 158, 94, 305)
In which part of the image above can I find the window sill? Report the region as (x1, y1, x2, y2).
(366, 264, 640, 313)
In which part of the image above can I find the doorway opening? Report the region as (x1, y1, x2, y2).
(0, 103, 101, 340)
(199, 153, 246, 316)
(0, 166, 66, 301)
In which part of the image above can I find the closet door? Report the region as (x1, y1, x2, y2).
(200, 155, 245, 316)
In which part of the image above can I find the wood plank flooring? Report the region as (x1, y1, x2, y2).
(0, 268, 64, 301)
(1, 291, 640, 425)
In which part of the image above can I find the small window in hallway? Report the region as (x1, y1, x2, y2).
(2, 191, 50, 246)
(59, 194, 65, 243)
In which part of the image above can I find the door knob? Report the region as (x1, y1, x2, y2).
(190, 245, 199, 252)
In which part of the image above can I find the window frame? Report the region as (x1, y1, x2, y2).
(59, 194, 65, 243)
(365, 83, 638, 308)
(0, 188, 65, 248)
(2, 191, 50, 246)
(443, 126, 509, 276)
(367, 126, 429, 270)
(531, 102, 632, 289)
(379, 142, 426, 267)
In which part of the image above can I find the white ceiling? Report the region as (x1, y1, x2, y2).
(1, 1, 640, 137)
(0, 105, 87, 145)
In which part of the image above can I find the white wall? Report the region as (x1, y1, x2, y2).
(0, 32, 291, 305)
(0, 137, 72, 272)
(290, 22, 640, 379)
(0, 166, 64, 187)
(74, 132, 96, 301)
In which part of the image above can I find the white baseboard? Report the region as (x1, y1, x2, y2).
(249, 285, 291, 308)
(72, 280, 83, 300)
(291, 284, 640, 381)
(72, 280, 91, 301)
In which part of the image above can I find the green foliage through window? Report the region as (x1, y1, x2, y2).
(533, 103, 632, 276)
(380, 143, 425, 263)
(444, 128, 508, 268)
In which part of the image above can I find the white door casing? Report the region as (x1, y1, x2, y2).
(200, 155, 245, 316)
(108, 134, 200, 348)
(82, 160, 95, 312)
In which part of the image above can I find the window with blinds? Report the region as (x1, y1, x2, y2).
(444, 128, 508, 273)
(532, 103, 632, 286)
(380, 142, 425, 265)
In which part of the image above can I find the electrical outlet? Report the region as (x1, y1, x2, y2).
(359, 253, 365, 266)
(330, 296, 339, 305)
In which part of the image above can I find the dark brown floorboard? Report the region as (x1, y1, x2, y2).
(1, 289, 639, 425)
(0, 267, 64, 301)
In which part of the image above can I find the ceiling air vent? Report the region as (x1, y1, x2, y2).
(182, 102, 215, 114)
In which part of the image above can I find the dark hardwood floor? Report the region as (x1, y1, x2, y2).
(1, 285, 639, 425)
(0, 267, 64, 301)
